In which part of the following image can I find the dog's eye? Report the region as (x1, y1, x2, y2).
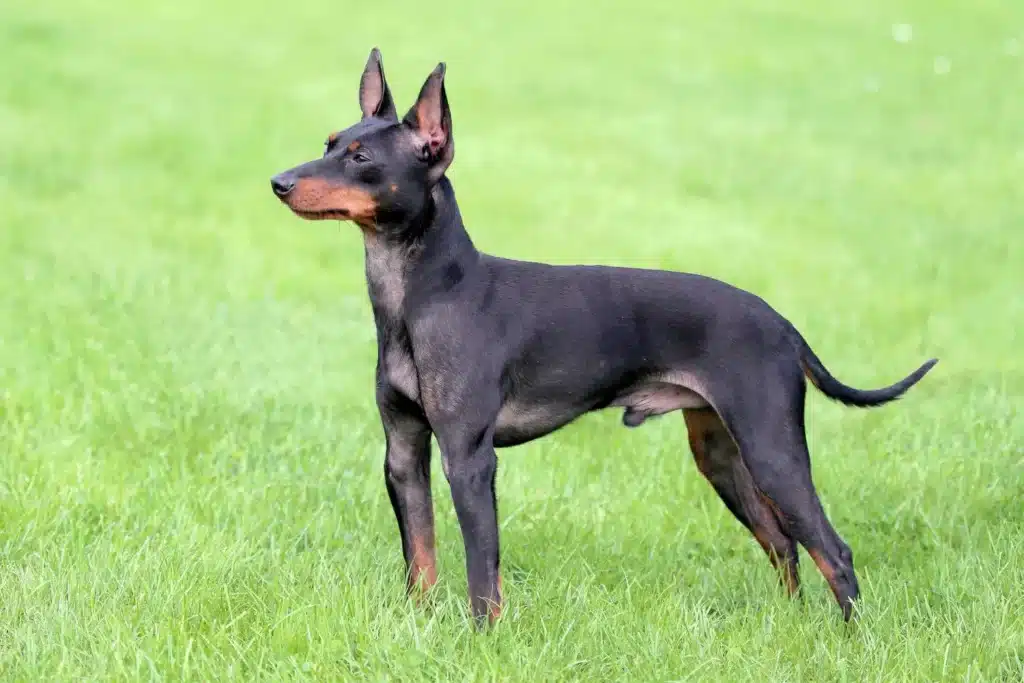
(352, 152, 371, 164)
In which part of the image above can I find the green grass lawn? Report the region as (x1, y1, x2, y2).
(2, 0, 1022, 680)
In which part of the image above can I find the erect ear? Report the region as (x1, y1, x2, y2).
(403, 63, 454, 182)
(359, 47, 397, 120)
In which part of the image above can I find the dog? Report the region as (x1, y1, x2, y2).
(270, 48, 937, 625)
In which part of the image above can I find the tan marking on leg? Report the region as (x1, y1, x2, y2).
(754, 492, 800, 596)
(753, 529, 798, 596)
(808, 548, 842, 602)
(409, 534, 437, 593)
(683, 408, 719, 477)
(488, 572, 504, 622)
(684, 408, 802, 598)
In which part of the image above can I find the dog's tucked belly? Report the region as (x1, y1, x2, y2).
(494, 401, 583, 448)
(493, 379, 709, 447)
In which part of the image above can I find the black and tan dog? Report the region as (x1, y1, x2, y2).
(270, 48, 937, 625)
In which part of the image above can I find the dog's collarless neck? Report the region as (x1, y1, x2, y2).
(363, 178, 478, 322)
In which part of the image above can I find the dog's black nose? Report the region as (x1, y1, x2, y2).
(270, 174, 295, 197)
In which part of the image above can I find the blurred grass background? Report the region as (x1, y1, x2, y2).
(1, 0, 1022, 680)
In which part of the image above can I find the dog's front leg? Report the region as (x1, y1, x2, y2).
(436, 422, 502, 625)
(379, 388, 436, 595)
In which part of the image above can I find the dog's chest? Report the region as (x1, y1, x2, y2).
(364, 235, 413, 319)
(365, 237, 423, 402)
(383, 344, 420, 402)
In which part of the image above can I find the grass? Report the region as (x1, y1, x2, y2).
(1, 0, 1022, 679)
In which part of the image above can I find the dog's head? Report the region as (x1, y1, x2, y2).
(270, 48, 453, 231)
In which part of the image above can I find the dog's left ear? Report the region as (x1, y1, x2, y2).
(359, 47, 397, 120)
(403, 63, 454, 183)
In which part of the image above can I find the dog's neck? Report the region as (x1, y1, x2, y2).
(362, 176, 478, 326)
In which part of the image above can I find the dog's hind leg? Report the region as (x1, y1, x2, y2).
(683, 408, 800, 596)
(714, 369, 861, 621)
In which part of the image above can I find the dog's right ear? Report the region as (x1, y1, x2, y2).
(403, 63, 454, 184)
(359, 47, 397, 120)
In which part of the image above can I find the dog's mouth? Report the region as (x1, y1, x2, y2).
(278, 179, 378, 226)
(290, 207, 352, 221)
(287, 205, 377, 230)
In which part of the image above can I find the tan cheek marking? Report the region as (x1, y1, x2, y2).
(286, 178, 378, 221)
(390, 184, 399, 193)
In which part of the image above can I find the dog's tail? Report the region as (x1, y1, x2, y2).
(796, 335, 938, 408)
